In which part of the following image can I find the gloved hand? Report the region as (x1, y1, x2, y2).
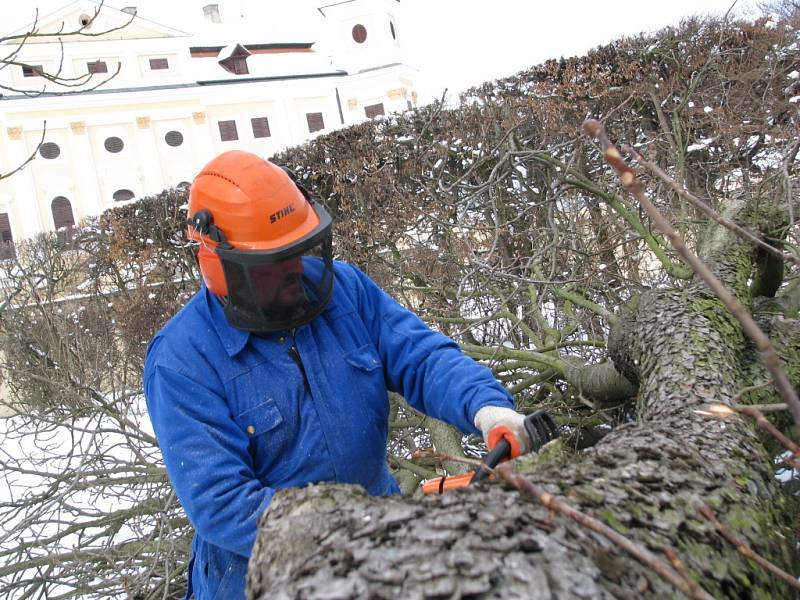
(474, 405, 531, 459)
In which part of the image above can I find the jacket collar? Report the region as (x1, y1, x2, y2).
(201, 285, 289, 356)
(202, 284, 250, 357)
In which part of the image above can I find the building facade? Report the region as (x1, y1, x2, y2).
(0, 0, 418, 249)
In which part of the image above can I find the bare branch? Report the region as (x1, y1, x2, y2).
(582, 118, 800, 427)
(626, 145, 800, 267)
(698, 503, 800, 591)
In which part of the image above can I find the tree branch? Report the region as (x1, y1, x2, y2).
(582, 118, 800, 427)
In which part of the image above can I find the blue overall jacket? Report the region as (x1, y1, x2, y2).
(143, 260, 514, 599)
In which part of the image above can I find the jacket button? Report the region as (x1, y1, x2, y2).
(246, 425, 256, 436)
(278, 336, 285, 343)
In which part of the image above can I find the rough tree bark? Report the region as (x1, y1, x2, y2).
(245, 194, 798, 599)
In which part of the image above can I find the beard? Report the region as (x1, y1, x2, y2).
(258, 278, 309, 322)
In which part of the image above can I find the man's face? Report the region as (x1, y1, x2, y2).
(250, 255, 305, 310)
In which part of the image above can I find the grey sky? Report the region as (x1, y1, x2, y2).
(400, 0, 758, 101)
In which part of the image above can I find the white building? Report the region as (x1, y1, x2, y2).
(0, 0, 419, 251)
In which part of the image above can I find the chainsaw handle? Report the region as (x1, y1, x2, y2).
(422, 410, 560, 495)
(471, 410, 559, 485)
(472, 438, 510, 483)
(524, 409, 559, 453)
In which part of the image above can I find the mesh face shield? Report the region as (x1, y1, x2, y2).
(214, 204, 334, 332)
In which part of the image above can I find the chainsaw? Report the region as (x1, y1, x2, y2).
(421, 410, 559, 495)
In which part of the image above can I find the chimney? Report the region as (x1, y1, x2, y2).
(203, 4, 222, 23)
(122, 7, 137, 15)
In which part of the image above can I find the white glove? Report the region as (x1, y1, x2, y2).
(474, 405, 531, 458)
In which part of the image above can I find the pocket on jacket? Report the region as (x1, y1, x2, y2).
(233, 398, 283, 438)
(343, 344, 388, 431)
(344, 344, 382, 372)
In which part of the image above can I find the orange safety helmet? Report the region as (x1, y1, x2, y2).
(187, 150, 334, 332)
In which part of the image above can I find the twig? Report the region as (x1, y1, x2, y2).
(780, 138, 799, 230)
(0, 125, 46, 181)
(695, 403, 799, 470)
(723, 0, 740, 21)
(696, 403, 799, 472)
(697, 504, 800, 591)
(739, 405, 800, 457)
(664, 547, 707, 600)
(731, 381, 772, 405)
(388, 455, 438, 480)
(411, 448, 485, 470)
(735, 402, 787, 413)
(626, 147, 800, 267)
(582, 119, 800, 428)
(495, 464, 715, 600)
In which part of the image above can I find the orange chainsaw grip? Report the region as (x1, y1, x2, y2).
(487, 425, 522, 459)
(421, 472, 475, 495)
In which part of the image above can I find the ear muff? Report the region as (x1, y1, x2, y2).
(197, 244, 227, 297)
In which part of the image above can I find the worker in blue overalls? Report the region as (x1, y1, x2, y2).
(144, 150, 530, 599)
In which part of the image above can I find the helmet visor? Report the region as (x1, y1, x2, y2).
(216, 207, 334, 332)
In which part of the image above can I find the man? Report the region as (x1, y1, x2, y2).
(144, 150, 532, 599)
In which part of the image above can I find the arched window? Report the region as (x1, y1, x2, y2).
(51, 196, 76, 246)
(113, 189, 135, 202)
(0, 213, 15, 260)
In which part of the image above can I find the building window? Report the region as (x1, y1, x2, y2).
(218, 43, 251, 75)
(352, 24, 367, 44)
(51, 197, 75, 229)
(0, 213, 14, 260)
(22, 64, 43, 77)
(113, 189, 135, 202)
(51, 197, 76, 245)
(165, 131, 184, 147)
(233, 57, 249, 74)
(87, 61, 108, 74)
(39, 142, 61, 159)
(149, 58, 169, 70)
(104, 136, 124, 153)
(228, 56, 249, 75)
(219, 54, 248, 74)
(251, 117, 271, 138)
(218, 120, 238, 141)
(306, 112, 325, 133)
(364, 103, 385, 119)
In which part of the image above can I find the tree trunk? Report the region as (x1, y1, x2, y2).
(246, 199, 798, 599)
